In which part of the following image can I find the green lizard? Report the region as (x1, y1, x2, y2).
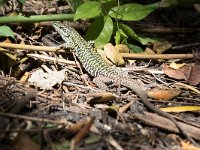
(52, 22, 193, 142)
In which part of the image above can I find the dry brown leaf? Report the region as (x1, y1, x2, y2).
(115, 44, 129, 53)
(160, 106, 200, 112)
(163, 64, 189, 80)
(127, 59, 136, 65)
(104, 43, 125, 66)
(153, 41, 172, 54)
(119, 100, 134, 113)
(163, 64, 200, 85)
(97, 49, 113, 65)
(175, 82, 200, 94)
(187, 65, 200, 85)
(143, 47, 156, 55)
(14, 133, 40, 150)
(181, 140, 200, 150)
(147, 87, 181, 101)
(169, 62, 186, 69)
(73, 117, 94, 144)
(3, 38, 12, 43)
(86, 92, 117, 104)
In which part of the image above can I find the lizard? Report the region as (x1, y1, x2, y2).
(52, 22, 193, 142)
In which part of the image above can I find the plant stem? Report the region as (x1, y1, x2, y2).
(0, 14, 75, 24)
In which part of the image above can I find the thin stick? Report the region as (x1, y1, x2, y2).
(0, 112, 72, 126)
(0, 42, 194, 60)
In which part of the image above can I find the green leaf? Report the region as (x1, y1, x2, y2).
(0, 26, 15, 39)
(85, 16, 113, 46)
(94, 16, 113, 46)
(85, 134, 101, 144)
(85, 17, 104, 41)
(101, 0, 117, 15)
(0, 0, 9, 5)
(17, 0, 26, 4)
(119, 23, 156, 45)
(109, 4, 154, 21)
(114, 29, 128, 45)
(127, 44, 143, 53)
(74, 1, 101, 21)
(54, 141, 70, 150)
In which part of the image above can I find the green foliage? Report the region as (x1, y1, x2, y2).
(127, 44, 144, 53)
(74, 1, 156, 47)
(85, 16, 113, 46)
(0, 0, 9, 5)
(53, 141, 70, 150)
(94, 16, 113, 46)
(74, 1, 101, 20)
(74, 0, 199, 48)
(0, 26, 15, 38)
(114, 28, 128, 45)
(109, 4, 154, 21)
(17, 0, 26, 4)
(118, 23, 156, 45)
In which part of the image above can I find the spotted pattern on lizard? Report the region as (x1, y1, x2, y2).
(52, 22, 192, 142)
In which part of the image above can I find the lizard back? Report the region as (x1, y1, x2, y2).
(52, 22, 193, 142)
(53, 22, 128, 80)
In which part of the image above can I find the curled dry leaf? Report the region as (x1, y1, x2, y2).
(163, 64, 200, 86)
(160, 106, 200, 113)
(14, 133, 40, 150)
(104, 43, 125, 66)
(97, 48, 113, 65)
(175, 82, 200, 94)
(86, 92, 117, 104)
(181, 140, 200, 150)
(114, 44, 129, 53)
(147, 87, 181, 101)
(153, 41, 172, 54)
(143, 47, 156, 55)
(169, 62, 186, 69)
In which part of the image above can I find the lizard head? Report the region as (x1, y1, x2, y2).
(52, 22, 75, 47)
(52, 22, 88, 50)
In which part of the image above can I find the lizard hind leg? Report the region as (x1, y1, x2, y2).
(93, 76, 113, 90)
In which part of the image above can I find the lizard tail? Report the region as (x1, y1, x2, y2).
(121, 79, 194, 143)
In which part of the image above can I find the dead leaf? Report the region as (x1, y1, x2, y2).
(97, 48, 113, 65)
(163, 64, 200, 85)
(181, 140, 200, 150)
(187, 65, 200, 85)
(163, 64, 189, 80)
(3, 38, 12, 43)
(147, 87, 181, 101)
(153, 41, 172, 54)
(127, 59, 136, 65)
(72, 117, 94, 144)
(14, 133, 40, 150)
(107, 105, 119, 112)
(143, 47, 156, 55)
(28, 69, 66, 90)
(104, 43, 125, 66)
(175, 82, 200, 94)
(169, 62, 186, 69)
(160, 106, 200, 112)
(87, 92, 117, 104)
(115, 44, 129, 53)
(119, 100, 134, 113)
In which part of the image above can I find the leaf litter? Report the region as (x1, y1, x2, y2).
(0, 1, 200, 149)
